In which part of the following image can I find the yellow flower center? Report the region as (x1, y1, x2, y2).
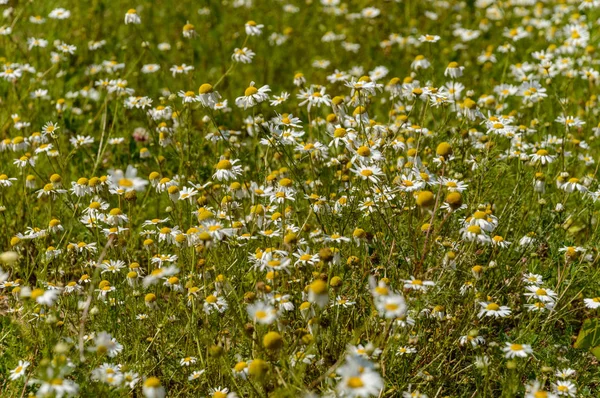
(467, 225, 482, 234)
(216, 159, 232, 170)
(356, 146, 371, 156)
(347, 376, 364, 388)
(144, 377, 161, 388)
(119, 178, 133, 187)
(244, 86, 258, 96)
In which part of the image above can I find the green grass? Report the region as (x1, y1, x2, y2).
(0, 0, 600, 397)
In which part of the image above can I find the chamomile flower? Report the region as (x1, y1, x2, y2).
(502, 342, 533, 358)
(530, 149, 555, 165)
(583, 297, 600, 309)
(403, 277, 435, 292)
(235, 82, 270, 109)
(247, 301, 277, 324)
(213, 158, 243, 181)
(9, 360, 30, 380)
(478, 301, 511, 318)
(552, 380, 577, 397)
(245, 20, 263, 36)
(524, 285, 557, 303)
(124, 9, 141, 24)
(232, 47, 255, 64)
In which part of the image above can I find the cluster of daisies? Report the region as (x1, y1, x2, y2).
(1, 0, 600, 397)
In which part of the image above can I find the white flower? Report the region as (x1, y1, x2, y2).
(375, 294, 407, 319)
(553, 380, 577, 397)
(419, 34, 440, 43)
(188, 370, 205, 381)
(232, 47, 255, 63)
(478, 301, 511, 318)
(502, 342, 532, 358)
(48, 8, 71, 19)
(403, 277, 435, 292)
(336, 355, 383, 397)
(245, 20, 263, 36)
(213, 158, 243, 181)
(108, 165, 148, 192)
(142, 377, 165, 398)
(235, 82, 270, 109)
(9, 360, 30, 380)
(584, 297, 600, 309)
(247, 301, 277, 324)
(124, 9, 141, 25)
(524, 285, 557, 303)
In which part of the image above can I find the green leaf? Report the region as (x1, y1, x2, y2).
(574, 319, 600, 349)
(591, 346, 600, 361)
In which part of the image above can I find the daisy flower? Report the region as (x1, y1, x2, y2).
(232, 47, 255, 63)
(502, 342, 533, 358)
(478, 301, 511, 318)
(403, 277, 435, 292)
(235, 82, 270, 109)
(213, 158, 243, 181)
(124, 9, 141, 24)
(583, 297, 600, 309)
(552, 380, 577, 397)
(9, 360, 30, 380)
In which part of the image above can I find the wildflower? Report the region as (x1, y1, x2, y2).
(247, 301, 277, 324)
(403, 277, 435, 292)
(245, 20, 263, 36)
(444, 61, 464, 78)
(232, 361, 249, 379)
(502, 342, 532, 358)
(180, 356, 197, 366)
(352, 164, 384, 183)
(188, 370, 205, 381)
(182, 22, 196, 38)
(555, 369, 576, 379)
(552, 380, 577, 397)
(530, 149, 555, 164)
(478, 301, 511, 318)
(232, 47, 255, 63)
(33, 377, 79, 397)
(461, 225, 491, 244)
(376, 294, 407, 319)
(9, 360, 30, 380)
(336, 355, 383, 398)
(397, 346, 417, 356)
(198, 84, 221, 107)
(213, 158, 243, 181)
(27, 287, 60, 306)
(170, 64, 194, 77)
(108, 165, 148, 192)
(203, 292, 228, 314)
(143, 377, 165, 398)
(525, 381, 557, 398)
(524, 285, 557, 303)
(419, 34, 440, 43)
(584, 297, 600, 309)
(308, 279, 329, 308)
(124, 9, 141, 24)
(235, 82, 270, 109)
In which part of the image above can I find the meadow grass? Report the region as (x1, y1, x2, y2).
(0, 0, 600, 397)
